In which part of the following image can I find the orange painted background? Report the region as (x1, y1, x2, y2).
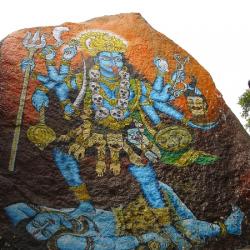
(0, 13, 224, 124)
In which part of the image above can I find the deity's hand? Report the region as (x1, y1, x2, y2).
(64, 103, 75, 115)
(32, 89, 49, 112)
(154, 57, 169, 73)
(63, 103, 80, 120)
(57, 134, 71, 143)
(171, 70, 186, 84)
(74, 123, 92, 138)
(96, 161, 106, 177)
(68, 143, 86, 160)
(110, 162, 121, 176)
(63, 45, 77, 61)
(42, 46, 56, 61)
(68, 143, 80, 154)
(21, 58, 35, 72)
(74, 147, 86, 160)
(26, 212, 72, 241)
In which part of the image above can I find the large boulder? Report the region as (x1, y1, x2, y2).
(0, 13, 249, 249)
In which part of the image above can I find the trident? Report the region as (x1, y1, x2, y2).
(8, 31, 46, 172)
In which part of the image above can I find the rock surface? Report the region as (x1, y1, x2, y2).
(0, 13, 249, 249)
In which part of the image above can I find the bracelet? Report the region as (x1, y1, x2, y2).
(36, 85, 49, 94)
(46, 60, 56, 66)
(61, 59, 70, 66)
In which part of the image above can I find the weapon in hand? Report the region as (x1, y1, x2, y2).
(27, 105, 56, 152)
(8, 31, 46, 172)
(73, 57, 87, 108)
(171, 54, 189, 97)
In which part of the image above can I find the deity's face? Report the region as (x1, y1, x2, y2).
(95, 51, 124, 76)
(187, 96, 208, 117)
(26, 213, 64, 241)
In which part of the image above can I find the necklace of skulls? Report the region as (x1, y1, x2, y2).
(89, 67, 131, 121)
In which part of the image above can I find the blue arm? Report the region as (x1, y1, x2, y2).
(59, 63, 70, 75)
(47, 65, 68, 82)
(54, 83, 70, 102)
(37, 74, 50, 84)
(152, 75, 164, 92)
(32, 89, 49, 112)
(69, 77, 79, 90)
(150, 84, 173, 102)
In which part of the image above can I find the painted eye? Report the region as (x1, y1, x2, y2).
(32, 220, 41, 228)
(100, 56, 111, 61)
(115, 57, 122, 62)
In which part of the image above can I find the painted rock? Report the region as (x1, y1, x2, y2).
(0, 13, 249, 250)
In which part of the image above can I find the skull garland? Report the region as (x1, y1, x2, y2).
(119, 88, 130, 99)
(120, 79, 130, 89)
(95, 107, 109, 120)
(110, 108, 125, 120)
(89, 82, 100, 93)
(89, 67, 101, 81)
(119, 68, 130, 80)
(92, 94, 103, 106)
(117, 98, 129, 109)
(88, 65, 131, 121)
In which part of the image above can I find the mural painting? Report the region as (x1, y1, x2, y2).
(1, 24, 245, 250)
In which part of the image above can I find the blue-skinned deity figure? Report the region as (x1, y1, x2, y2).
(10, 30, 244, 250)
(5, 179, 244, 250)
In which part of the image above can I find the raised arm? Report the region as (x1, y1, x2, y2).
(43, 45, 77, 82)
(152, 57, 169, 92)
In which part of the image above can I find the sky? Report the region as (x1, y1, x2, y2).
(0, 0, 249, 129)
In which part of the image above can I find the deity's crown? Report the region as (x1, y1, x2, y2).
(79, 30, 128, 56)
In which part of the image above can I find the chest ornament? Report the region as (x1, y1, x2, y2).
(89, 66, 131, 121)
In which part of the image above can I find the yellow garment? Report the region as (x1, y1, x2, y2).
(97, 116, 132, 130)
(113, 195, 170, 236)
(174, 149, 202, 167)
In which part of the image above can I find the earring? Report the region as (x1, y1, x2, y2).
(93, 64, 100, 70)
(122, 66, 128, 72)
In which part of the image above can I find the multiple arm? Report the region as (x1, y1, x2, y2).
(22, 45, 80, 117)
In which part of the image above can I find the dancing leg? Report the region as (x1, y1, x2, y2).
(53, 148, 94, 217)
